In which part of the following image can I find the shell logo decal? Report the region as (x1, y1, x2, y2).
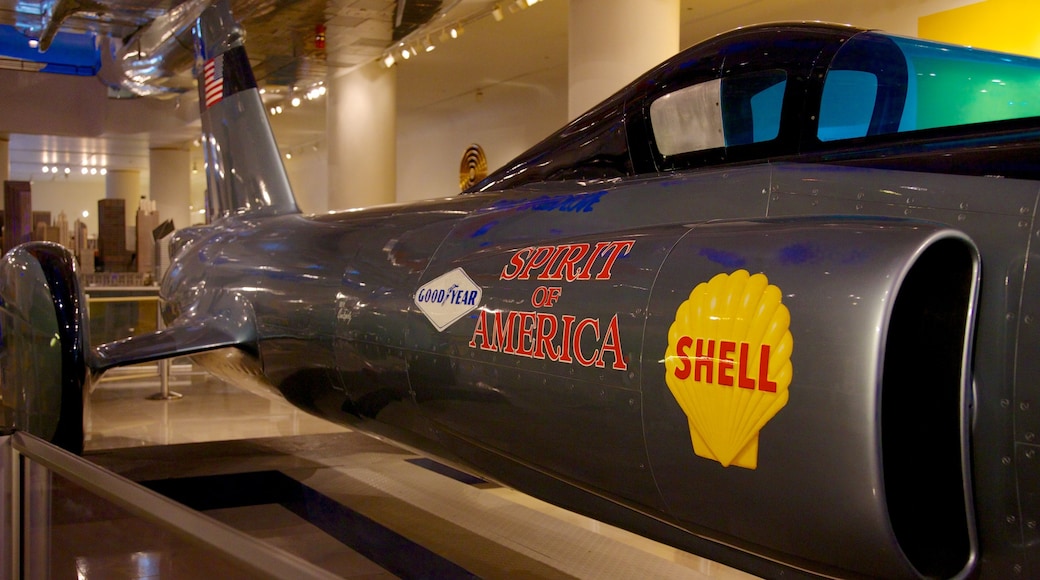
(664, 270, 793, 469)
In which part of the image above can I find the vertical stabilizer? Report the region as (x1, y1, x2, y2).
(194, 0, 299, 222)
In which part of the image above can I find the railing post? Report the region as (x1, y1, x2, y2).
(23, 458, 51, 578)
(1, 435, 21, 580)
(147, 304, 181, 401)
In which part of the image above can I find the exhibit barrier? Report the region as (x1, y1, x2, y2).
(0, 431, 340, 579)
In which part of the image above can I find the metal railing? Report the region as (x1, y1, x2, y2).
(1, 431, 340, 579)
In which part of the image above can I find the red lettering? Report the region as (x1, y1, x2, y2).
(674, 335, 693, 379)
(500, 247, 532, 280)
(559, 315, 576, 363)
(598, 314, 627, 370)
(547, 286, 562, 306)
(535, 313, 560, 360)
(519, 247, 556, 280)
(500, 311, 519, 354)
(531, 286, 549, 307)
(577, 241, 612, 281)
(515, 312, 537, 356)
(594, 240, 635, 280)
(530, 286, 563, 308)
(573, 318, 599, 366)
(503, 240, 635, 282)
(759, 344, 777, 392)
(694, 338, 714, 382)
(470, 309, 629, 373)
(738, 343, 755, 389)
(469, 310, 493, 350)
(676, 337, 777, 393)
(545, 243, 590, 282)
(718, 340, 736, 386)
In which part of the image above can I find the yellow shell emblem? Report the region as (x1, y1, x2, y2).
(664, 270, 793, 469)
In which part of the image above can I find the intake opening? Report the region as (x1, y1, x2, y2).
(881, 236, 976, 578)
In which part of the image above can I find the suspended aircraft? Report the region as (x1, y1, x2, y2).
(6, 0, 1040, 577)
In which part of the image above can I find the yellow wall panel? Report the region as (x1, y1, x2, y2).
(919, 0, 1040, 57)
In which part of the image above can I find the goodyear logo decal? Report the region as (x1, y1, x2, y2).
(415, 268, 482, 331)
(664, 270, 793, 469)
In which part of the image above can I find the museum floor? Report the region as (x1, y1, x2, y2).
(80, 364, 756, 579)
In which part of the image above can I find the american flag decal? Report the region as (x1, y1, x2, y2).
(204, 56, 224, 108)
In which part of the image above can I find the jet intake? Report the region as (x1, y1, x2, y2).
(880, 237, 978, 578)
(643, 218, 979, 578)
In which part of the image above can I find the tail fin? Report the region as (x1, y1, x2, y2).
(194, 0, 299, 222)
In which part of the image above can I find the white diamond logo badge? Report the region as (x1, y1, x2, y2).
(414, 267, 482, 331)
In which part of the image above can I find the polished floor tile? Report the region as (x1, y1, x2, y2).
(84, 363, 758, 579)
(86, 365, 348, 451)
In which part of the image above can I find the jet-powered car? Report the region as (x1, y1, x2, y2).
(7, 2, 1040, 577)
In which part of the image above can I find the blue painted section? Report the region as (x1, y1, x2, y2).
(778, 243, 817, 265)
(485, 191, 607, 214)
(0, 25, 100, 76)
(698, 247, 746, 268)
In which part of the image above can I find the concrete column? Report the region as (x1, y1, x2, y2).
(149, 148, 191, 232)
(327, 59, 397, 210)
(568, 0, 679, 119)
(105, 169, 141, 224)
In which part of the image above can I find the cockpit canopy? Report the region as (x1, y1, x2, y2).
(471, 23, 1040, 192)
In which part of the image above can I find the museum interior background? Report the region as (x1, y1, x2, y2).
(0, 0, 1034, 270)
(0, 2, 1035, 576)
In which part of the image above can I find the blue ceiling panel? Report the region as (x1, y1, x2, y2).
(0, 25, 100, 76)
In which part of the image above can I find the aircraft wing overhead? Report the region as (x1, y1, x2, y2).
(91, 295, 258, 373)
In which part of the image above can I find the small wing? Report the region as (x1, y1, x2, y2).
(90, 292, 258, 374)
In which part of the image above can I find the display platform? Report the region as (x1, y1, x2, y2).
(85, 431, 749, 579)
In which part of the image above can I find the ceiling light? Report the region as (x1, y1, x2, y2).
(284, 152, 292, 160)
(450, 26, 462, 39)
(401, 47, 411, 60)
(90, 167, 98, 175)
(492, 5, 505, 21)
(382, 53, 395, 67)
(42, 166, 49, 173)
(27, 38, 38, 49)
(100, 168, 107, 175)
(291, 96, 301, 107)
(81, 167, 88, 175)
(526, 0, 539, 5)
(63, 167, 70, 175)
